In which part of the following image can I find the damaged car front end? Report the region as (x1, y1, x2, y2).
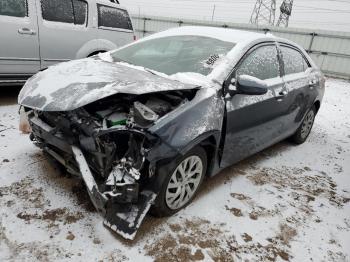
(18, 57, 223, 239)
(18, 30, 235, 239)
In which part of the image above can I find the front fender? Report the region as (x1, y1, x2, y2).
(147, 88, 225, 161)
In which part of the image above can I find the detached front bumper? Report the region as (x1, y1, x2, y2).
(71, 146, 156, 240)
(29, 114, 157, 240)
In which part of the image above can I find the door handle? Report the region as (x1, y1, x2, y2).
(275, 90, 288, 100)
(18, 28, 36, 35)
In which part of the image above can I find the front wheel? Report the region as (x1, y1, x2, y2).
(151, 147, 207, 217)
(290, 106, 316, 144)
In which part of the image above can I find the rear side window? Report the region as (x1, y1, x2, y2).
(41, 0, 87, 25)
(72, 0, 88, 25)
(0, 0, 27, 17)
(237, 45, 280, 80)
(280, 46, 309, 75)
(97, 5, 133, 30)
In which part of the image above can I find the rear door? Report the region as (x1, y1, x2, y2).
(96, 3, 134, 49)
(0, 0, 40, 80)
(38, 0, 96, 68)
(221, 43, 289, 168)
(278, 44, 316, 133)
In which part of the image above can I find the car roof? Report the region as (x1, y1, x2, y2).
(143, 26, 270, 44)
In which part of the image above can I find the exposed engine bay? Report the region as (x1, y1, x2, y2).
(25, 89, 197, 239)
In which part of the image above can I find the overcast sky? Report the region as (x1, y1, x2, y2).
(120, 0, 350, 32)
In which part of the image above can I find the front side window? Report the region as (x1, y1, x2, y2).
(98, 5, 132, 30)
(280, 46, 309, 75)
(41, 0, 87, 25)
(111, 36, 235, 76)
(236, 45, 280, 80)
(0, 0, 27, 17)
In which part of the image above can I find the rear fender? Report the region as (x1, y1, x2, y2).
(75, 39, 117, 59)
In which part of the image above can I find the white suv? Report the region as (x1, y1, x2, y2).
(0, 0, 135, 85)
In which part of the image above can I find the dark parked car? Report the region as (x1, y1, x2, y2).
(18, 26, 325, 239)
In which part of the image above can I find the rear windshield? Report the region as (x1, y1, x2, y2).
(97, 4, 133, 30)
(111, 35, 235, 76)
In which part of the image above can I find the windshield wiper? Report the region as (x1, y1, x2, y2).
(114, 58, 166, 77)
(143, 68, 157, 75)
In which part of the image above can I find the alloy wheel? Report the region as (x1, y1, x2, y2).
(300, 110, 315, 139)
(165, 155, 203, 210)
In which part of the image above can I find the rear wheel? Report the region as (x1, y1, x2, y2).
(151, 147, 207, 217)
(290, 106, 316, 144)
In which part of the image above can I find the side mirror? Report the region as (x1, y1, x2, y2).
(228, 75, 268, 96)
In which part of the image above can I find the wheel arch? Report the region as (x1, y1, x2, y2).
(149, 131, 220, 193)
(314, 100, 321, 114)
(177, 131, 221, 178)
(198, 135, 218, 177)
(87, 50, 107, 57)
(75, 39, 118, 59)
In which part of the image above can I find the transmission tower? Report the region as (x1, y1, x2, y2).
(250, 0, 276, 26)
(276, 0, 294, 27)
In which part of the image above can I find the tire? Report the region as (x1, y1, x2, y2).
(290, 106, 316, 144)
(151, 146, 207, 217)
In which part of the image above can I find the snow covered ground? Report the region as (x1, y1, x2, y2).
(0, 78, 349, 261)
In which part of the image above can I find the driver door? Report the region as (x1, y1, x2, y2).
(220, 43, 289, 168)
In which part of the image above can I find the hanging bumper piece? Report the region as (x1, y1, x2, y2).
(71, 145, 157, 240)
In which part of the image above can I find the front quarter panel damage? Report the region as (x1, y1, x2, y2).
(22, 84, 224, 240)
(148, 88, 225, 161)
(143, 88, 225, 194)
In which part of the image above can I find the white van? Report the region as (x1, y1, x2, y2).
(0, 0, 135, 85)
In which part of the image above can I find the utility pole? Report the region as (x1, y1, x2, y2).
(276, 0, 294, 27)
(211, 4, 216, 21)
(250, 0, 276, 26)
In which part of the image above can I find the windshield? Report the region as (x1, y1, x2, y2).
(111, 36, 235, 76)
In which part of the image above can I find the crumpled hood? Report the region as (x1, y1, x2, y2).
(18, 57, 197, 111)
